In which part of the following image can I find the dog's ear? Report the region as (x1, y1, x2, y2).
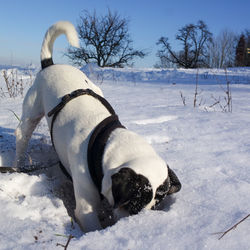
(111, 168, 134, 208)
(111, 167, 153, 214)
(153, 165, 181, 208)
(167, 165, 181, 195)
(154, 177, 171, 206)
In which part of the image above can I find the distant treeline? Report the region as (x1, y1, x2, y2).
(65, 9, 250, 69)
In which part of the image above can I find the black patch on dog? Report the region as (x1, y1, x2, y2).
(112, 168, 153, 215)
(41, 58, 54, 69)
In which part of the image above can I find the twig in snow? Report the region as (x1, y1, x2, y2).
(223, 68, 232, 113)
(209, 101, 220, 109)
(180, 91, 186, 106)
(0, 162, 59, 174)
(210, 94, 225, 111)
(193, 69, 199, 108)
(213, 213, 250, 240)
(56, 234, 74, 250)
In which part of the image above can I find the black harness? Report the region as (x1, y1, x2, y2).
(47, 88, 125, 193)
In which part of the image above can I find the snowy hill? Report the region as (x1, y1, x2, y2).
(0, 66, 250, 249)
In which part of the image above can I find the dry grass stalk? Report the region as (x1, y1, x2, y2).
(180, 91, 186, 106)
(213, 213, 250, 240)
(193, 69, 199, 108)
(56, 234, 74, 250)
(223, 68, 232, 112)
(1, 69, 24, 98)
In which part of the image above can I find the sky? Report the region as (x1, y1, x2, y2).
(0, 0, 249, 68)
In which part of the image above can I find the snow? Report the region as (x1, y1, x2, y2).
(0, 65, 250, 249)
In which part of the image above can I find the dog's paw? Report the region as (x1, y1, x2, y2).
(98, 197, 116, 228)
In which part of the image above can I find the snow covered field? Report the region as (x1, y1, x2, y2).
(0, 66, 249, 249)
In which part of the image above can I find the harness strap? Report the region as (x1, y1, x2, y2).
(48, 88, 116, 146)
(47, 88, 125, 194)
(87, 115, 125, 193)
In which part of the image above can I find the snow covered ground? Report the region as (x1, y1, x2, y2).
(0, 66, 249, 249)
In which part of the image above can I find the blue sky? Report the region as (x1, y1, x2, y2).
(0, 0, 249, 68)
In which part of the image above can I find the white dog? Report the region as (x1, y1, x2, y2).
(15, 21, 181, 232)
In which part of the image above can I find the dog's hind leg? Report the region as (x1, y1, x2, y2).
(15, 84, 44, 167)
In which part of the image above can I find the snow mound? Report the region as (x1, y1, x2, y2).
(82, 64, 250, 85)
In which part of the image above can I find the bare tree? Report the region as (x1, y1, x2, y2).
(65, 9, 146, 67)
(208, 29, 237, 68)
(156, 20, 212, 68)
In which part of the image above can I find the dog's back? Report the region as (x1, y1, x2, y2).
(35, 22, 111, 172)
(37, 21, 105, 128)
(15, 21, 106, 169)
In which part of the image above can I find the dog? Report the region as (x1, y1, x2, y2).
(15, 21, 181, 232)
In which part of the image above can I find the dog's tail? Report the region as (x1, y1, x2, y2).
(40, 21, 79, 69)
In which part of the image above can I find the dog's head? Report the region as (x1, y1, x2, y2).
(111, 168, 153, 214)
(110, 163, 181, 216)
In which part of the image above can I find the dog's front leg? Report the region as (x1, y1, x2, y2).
(71, 172, 102, 232)
(75, 198, 102, 232)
